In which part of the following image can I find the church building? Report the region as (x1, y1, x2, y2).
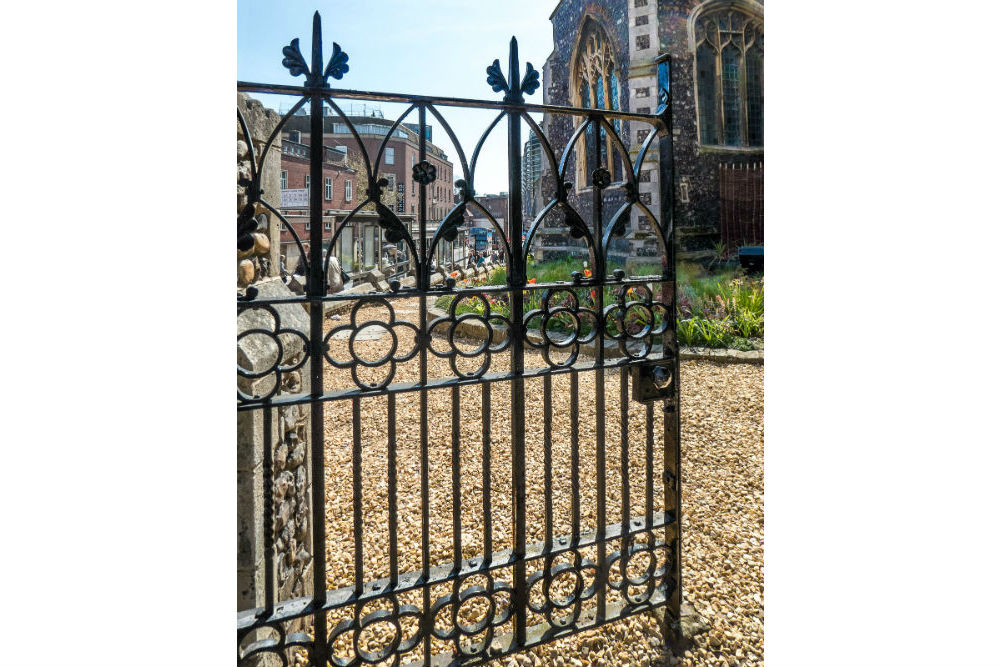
(537, 0, 763, 261)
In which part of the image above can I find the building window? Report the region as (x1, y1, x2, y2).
(305, 175, 310, 190)
(571, 16, 625, 187)
(637, 128, 651, 143)
(324, 221, 332, 231)
(636, 15, 648, 26)
(635, 0, 647, 6)
(345, 180, 353, 202)
(385, 147, 395, 164)
(694, 8, 763, 147)
(637, 106, 650, 115)
(411, 181, 415, 196)
(639, 169, 652, 182)
(635, 34, 650, 50)
(639, 192, 653, 205)
(281, 170, 287, 189)
(325, 177, 332, 200)
(635, 87, 650, 98)
(305, 222, 310, 231)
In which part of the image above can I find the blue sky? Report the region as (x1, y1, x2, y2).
(238, 0, 557, 193)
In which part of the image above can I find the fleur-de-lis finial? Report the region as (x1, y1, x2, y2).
(486, 37, 539, 103)
(281, 12, 350, 88)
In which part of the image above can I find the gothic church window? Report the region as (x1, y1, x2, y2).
(571, 17, 624, 188)
(694, 7, 763, 147)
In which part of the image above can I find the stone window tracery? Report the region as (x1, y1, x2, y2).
(571, 17, 624, 188)
(694, 6, 763, 147)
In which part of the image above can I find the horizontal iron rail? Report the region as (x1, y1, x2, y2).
(238, 512, 671, 631)
(411, 588, 670, 667)
(237, 352, 672, 411)
(240, 589, 669, 667)
(237, 81, 666, 125)
(237, 278, 674, 308)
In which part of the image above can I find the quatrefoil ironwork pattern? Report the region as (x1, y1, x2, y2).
(526, 549, 599, 628)
(237, 619, 312, 666)
(523, 288, 599, 368)
(326, 595, 423, 666)
(430, 573, 515, 659)
(323, 298, 420, 390)
(607, 530, 675, 607)
(427, 293, 512, 378)
(237, 304, 310, 403)
(603, 284, 671, 360)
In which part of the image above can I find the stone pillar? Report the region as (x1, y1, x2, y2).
(237, 278, 314, 664)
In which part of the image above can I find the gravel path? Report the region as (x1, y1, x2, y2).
(316, 303, 763, 667)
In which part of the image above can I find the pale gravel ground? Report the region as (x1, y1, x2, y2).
(312, 303, 763, 667)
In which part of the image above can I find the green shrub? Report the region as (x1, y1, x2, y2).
(695, 318, 733, 348)
(733, 306, 764, 338)
(676, 319, 699, 346)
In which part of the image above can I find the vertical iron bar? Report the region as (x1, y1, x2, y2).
(352, 397, 363, 596)
(451, 386, 462, 571)
(417, 103, 432, 667)
(543, 373, 553, 595)
(388, 394, 399, 587)
(482, 383, 493, 562)
(543, 374, 553, 552)
(306, 14, 328, 664)
(591, 113, 607, 622)
(506, 40, 528, 648)
(570, 370, 580, 543)
(263, 406, 275, 616)
(620, 369, 630, 547)
(645, 402, 654, 530)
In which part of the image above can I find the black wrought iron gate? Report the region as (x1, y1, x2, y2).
(238, 12, 680, 666)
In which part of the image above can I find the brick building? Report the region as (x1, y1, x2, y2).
(278, 134, 398, 276)
(538, 0, 764, 261)
(279, 110, 465, 275)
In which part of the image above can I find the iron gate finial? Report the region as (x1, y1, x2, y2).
(486, 36, 540, 104)
(281, 11, 350, 88)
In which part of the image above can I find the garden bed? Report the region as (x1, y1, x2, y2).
(432, 260, 763, 358)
